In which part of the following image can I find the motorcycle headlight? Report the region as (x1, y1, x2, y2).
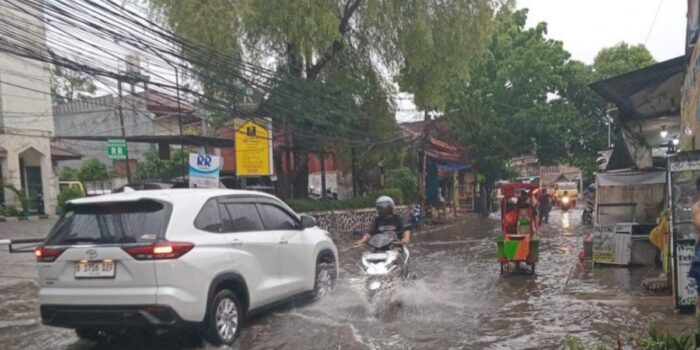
(562, 197, 570, 204)
(369, 281, 382, 290)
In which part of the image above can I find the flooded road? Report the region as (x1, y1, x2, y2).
(0, 209, 686, 349)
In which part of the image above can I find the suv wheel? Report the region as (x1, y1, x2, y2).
(314, 258, 337, 299)
(205, 290, 242, 346)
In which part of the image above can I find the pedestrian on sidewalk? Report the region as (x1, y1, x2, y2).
(538, 188, 551, 225)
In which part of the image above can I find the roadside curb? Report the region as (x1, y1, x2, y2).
(0, 215, 58, 223)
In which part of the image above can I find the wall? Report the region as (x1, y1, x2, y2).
(0, 1, 55, 133)
(305, 206, 412, 241)
(597, 184, 665, 224)
(53, 95, 154, 171)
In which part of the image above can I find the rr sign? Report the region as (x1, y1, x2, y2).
(107, 139, 127, 160)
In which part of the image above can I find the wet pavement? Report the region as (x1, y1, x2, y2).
(0, 209, 692, 349)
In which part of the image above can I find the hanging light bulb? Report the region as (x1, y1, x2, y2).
(660, 125, 668, 138)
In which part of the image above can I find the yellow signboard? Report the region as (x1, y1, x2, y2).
(235, 119, 273, 176)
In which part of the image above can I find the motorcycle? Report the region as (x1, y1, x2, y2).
(354, 227, 412, 299)
(559, 191, 574, 211)
(581, 199, 594, 225)
(409, 205, 422, 230)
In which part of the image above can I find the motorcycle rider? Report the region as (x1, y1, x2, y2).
(355, 196, 411, 246)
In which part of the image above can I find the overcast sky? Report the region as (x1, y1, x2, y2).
(397, 0, 687, 122)
(518, 0, 685, 64)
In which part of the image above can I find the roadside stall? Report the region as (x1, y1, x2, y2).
(592, 169, 666, 266)
(669, 150, 700, 312)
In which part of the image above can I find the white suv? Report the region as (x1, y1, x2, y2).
(35, 189, 338, 346)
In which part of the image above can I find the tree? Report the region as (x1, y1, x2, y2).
(78, 158, 109, 182)
(50, 64, 97, 104)
(137, 149, 188, 181)
(593, 43, 656, 80)
(149, 0, 495, 198)
(446, 7, 571, 181)
(59, 166, 79, 181)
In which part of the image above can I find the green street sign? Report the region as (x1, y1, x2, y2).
(107, 139, 127, 160)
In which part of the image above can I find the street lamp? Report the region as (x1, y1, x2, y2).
(660, 125, 668, 139)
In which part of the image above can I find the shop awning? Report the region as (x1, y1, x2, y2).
(596, 170, 666, 187)
(438, 163, 470, 171)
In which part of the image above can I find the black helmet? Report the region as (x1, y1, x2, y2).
(375, 196, 395, 218)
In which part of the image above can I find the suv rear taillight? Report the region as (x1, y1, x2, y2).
(34, 247, 65, 263)
(123, 241, 194, 260)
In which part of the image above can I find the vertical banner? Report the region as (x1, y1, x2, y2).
(234, 119, 274, 176)
(189, 153, 221, 188)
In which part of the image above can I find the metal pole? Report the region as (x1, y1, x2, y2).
(117, 80, 132, 183)
(320, 151, 326, 199)
(175, 67, 185, 179)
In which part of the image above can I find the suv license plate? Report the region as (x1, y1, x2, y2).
(75, 260, 116, 278)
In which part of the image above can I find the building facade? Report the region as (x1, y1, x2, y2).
(0, 0, 59, 214)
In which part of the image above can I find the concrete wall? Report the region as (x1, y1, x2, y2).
(0, 0, 54, 133)
(597, 184, 665, 225)
(53, 95, 155, 171)
(304, 206, 412, 241)
(0, 0, 58, 214)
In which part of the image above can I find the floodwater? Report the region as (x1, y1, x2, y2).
(0, 208, 687, 349)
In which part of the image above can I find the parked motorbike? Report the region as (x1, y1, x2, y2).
(353, 226, 413, 299)
(581, 199, 594, 225)
(409, 205, 422, 230)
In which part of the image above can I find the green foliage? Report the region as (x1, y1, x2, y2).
(50, 64, 97, 104)
(565, 329, 694, 350)
(285, 188, 404, 213)
(78, 158, 109, 182)
(57, 186, 85, 209)
(59, 167, 79, 181)
(386, 166, 418, 203)
(137, 149, 188, 181)
(0, 203, 21, 217)
(150, 0, 494, 111)
(3, 184, 29, 214)
(634, 329, 694, 350)
(446, 5, 657, 185)
(593, 42, 656, 80)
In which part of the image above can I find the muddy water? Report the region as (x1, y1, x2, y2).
(0, 209, 682, 349)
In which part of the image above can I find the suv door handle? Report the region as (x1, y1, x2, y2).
(229, 239, 244, 247)
(279, 239, 288, 245)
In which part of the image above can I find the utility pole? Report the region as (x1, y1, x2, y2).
(117, 80, 131, 183)
(175, 67, 186, 179)
(320, 151, 326, 199)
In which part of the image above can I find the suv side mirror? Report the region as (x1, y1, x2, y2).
(300, 215, 316, 229)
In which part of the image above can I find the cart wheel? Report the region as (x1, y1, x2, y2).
(500, 263, 504, 274)
(531, 264, 536, 275)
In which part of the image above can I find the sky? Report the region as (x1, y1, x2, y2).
(396, 0, 687, 122)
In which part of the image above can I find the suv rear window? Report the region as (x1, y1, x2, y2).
(45, 200, 171, 246)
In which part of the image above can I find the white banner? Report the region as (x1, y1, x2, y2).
(189, 153, 221, 188)
(596, 171, 666, 187)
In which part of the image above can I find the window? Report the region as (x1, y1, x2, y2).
(220, 202, 264, 232)
(194, 199, 223, 232)
(258, 204, 297, 230)
(46, 200, 170, 245)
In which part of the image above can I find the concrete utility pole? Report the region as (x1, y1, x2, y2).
(320, 151, 326, 199)
(175, 67, 186, 179)
(117, 80, 131, 183)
